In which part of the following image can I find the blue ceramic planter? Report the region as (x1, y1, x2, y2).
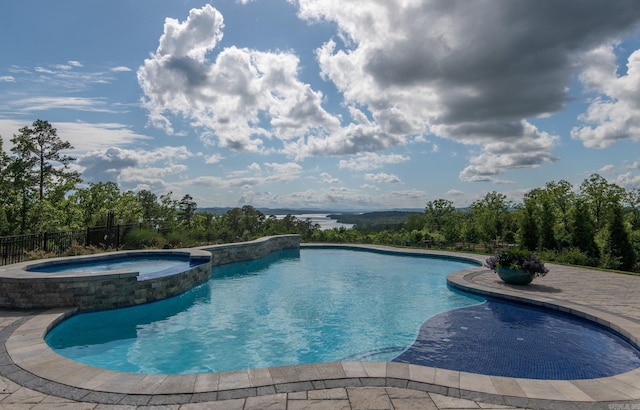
(496, 267, 533, 285)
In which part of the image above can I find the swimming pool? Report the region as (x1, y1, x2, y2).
(45, 247, 640, 379)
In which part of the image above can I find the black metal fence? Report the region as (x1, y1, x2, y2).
(0, 224, 135, 266)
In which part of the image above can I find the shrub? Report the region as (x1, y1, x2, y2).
(539, 248, 596, 267)
(122, 228, 166, 250)
(164, 231, 196, 248)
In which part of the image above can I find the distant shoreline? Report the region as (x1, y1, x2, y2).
(274, 214, 354, 230)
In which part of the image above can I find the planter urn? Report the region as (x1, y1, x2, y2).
(496, 267, 533, 285)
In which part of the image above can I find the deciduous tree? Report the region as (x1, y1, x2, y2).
(606, 203, 636, 271)
(572, 198, 600, 264)
(580, 173, 624, 231)
(470, 191, 511, 244)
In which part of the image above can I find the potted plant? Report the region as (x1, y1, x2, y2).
(485, 248, 549, 285)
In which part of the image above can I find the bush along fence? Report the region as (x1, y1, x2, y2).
(0, 224, 135, 266)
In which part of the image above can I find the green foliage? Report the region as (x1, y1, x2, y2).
(164, 230, 196, 248)
(605, 204, 636, 271)
(470, 191, 511, 243)
(11, 119, 80, 204)
(519, 200, 539, 251)
(331, 211, 417, 230)
(580, 173, 625, 231)
(61, 241, 106, 257)
(424, 199, 455, 232)
(572, 198, 600, 263)
(540, 199, 557, 251)
(177, 194, 197, 229)
(137, 190, 159, 227)
(1, 120, 81, 233)
(72, 182, 122, 226)
(122, 228, 166, 250)
(538, 248, 595, 267)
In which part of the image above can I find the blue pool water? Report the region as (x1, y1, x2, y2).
(29, 254, 206, 280)
(45, 248, 640, 379)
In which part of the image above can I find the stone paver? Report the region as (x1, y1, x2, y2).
(0, 385, 530, 409)
(2, 244, 640, 409)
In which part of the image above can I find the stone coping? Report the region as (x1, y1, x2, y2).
(3, 244, 640, 409)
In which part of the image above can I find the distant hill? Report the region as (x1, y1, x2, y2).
(198, 207, 422, 216)
(328, 211, 421, 230)
(197, 207, 423, 230)
(197, 207, 357, 216)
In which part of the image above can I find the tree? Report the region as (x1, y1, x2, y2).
(540, 198, 557, 251)
(605, 203, 636, 271)
(114, 190, 143, 225)
(178, 194, 197, 228)
(424, 199, 455, 233)
(6, 149, 37, 233)
(10, 120, 80, 203)
(572, 198, 600, 264)
(519, 201, 539, 251)
(73, 182, 122, 226)
(0, 136, 9, 191)
(0, 137, 12, 234)
(625, 188, 640, 231)
(158, 192, 178, 230)
(404, 213, 424, 232)
(137, 190, 159, 227)
(7, 120, 81, 232)
(240, 205, 265, 237)
(442, 209, 462, 243)
(544, 180, 575, 246)
(470, 191, 511, 243)
(580, 173, 625, 231)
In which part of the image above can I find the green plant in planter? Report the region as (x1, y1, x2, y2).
(485, 248, 548, 284)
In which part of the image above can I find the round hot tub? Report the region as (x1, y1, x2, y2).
(0, 249, 212, 310)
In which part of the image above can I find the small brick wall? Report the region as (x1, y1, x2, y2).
(0, 235, 300, 311)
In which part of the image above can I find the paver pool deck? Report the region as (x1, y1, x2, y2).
(1, 244, 639, 409)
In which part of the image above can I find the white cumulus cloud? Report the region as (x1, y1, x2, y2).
(365, 172, 401, 184)
(320, 172, 340, 183)
(77, 145, 193, 184)
(571, 44, 640, 149)
(339, 152, 410, 172)
(138, 4, 340, 153)
(298, 0, 640, 180)
(136, 1, 640, 184)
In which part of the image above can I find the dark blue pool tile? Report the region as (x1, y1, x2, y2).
(393, 299, 640, 380)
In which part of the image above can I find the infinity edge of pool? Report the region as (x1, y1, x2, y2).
(5, 243, 640, 405)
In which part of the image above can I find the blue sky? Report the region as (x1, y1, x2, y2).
(1, 0, 640, 211)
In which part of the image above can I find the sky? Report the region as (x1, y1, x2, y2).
(1, 0, 640, 211)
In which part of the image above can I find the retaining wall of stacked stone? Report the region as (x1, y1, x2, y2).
(0, 235, 300, 311)
(198, 234, 300, 266)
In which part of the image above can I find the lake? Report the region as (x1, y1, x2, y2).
(275, 214, 354, 230)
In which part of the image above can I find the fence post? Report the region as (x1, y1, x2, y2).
(86, 227, 90, 247)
